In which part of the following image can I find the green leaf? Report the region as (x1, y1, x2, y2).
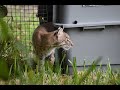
(0, 59, 9, 80)
(0, 18, 10, 41)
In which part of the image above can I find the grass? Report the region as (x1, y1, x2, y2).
(0, 18, 120, 85)
(0, 59, 120, 85)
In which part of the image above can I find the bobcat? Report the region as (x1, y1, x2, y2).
(32, 22, 73, 68)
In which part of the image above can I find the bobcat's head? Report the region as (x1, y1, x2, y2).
(53, 27, 73, 50)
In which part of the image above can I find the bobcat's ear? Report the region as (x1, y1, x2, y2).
(54, 27, 64, 36)
(57, 27, 64, 35)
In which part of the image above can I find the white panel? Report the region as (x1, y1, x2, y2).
(54, 5, 120, 28)
(66, 26, 120, 66)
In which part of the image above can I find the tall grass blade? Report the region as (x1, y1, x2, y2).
(68, 57, 79, 84)
(9, 64, 13, 77)
(65, 65, 69, 75)
(83, 59, 86, 71)
(95, 63, 102, 85)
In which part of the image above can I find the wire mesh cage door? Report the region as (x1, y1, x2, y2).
(37, 5, 53, 24)
(3, 5, 40, 57)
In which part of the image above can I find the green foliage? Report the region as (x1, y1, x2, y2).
(0, 18, 29, 79)
(0, 59, 9, 80)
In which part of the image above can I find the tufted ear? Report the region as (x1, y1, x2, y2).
(54, 27, 64, 37)
(57, 27, 64, 35)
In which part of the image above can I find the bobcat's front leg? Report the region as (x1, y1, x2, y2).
(38, 55, 45, 72)
(49, 50, 55, 65)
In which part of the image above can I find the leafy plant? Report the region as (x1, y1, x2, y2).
(0, 18, 29, 79)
